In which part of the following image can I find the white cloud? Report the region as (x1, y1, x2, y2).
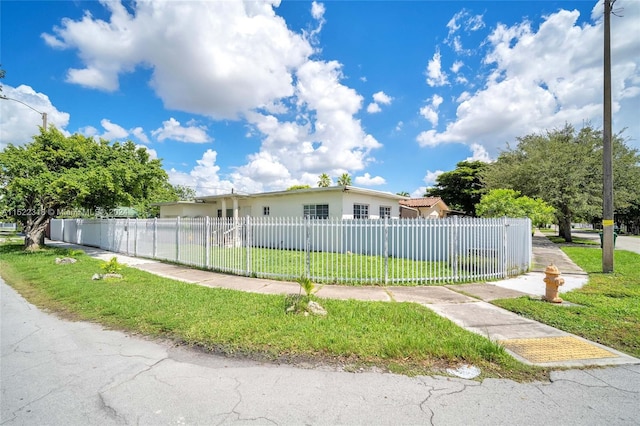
(409, 170, 443, 203)
(419, 106, 438, 128)
(446, 9, 485, 53)
(366, 91, 393, 114)
(451, 60, 464, 73)
(79, 125, 98, 137)
(466, 14, 485, 32)
(0, 85, 70, 148)
(100, 119, 129, 140)
(410, 188, 425, 198)
(168, 149, 234, 196)
(152, 118, 211, 143)
(82, 120, 151, 144)
(131, 127, 150, 144)
(232, 150, 292, 192)
(372, 91, 392, 105)
(425, 49, 448, 87)
(311, 1, 325, 20)
(418, 2, 640, 153)
(367, 103, 382, 114)
(355, 173, 386, 186)
(42, 2, 389, 192)
(419, 94, 444, 127)
(424, 170, 444, 186)
(466, 143, 492, 163)
(42, 1, 313, 119)
(227, 59, 381, 191)
(395, 121, 404, 131)
(456, 91, 471, 103)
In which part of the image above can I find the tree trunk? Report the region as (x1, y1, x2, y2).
(23, 214, 50, 251)
(558, 212, 573, 243)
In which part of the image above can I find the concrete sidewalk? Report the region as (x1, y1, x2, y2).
(46, 236, 639, 369)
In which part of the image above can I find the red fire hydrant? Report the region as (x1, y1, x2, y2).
(543, 264, 565, 303)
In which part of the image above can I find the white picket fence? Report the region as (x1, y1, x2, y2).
(49, 216, 532, 284)
(0, 222, 18, 232)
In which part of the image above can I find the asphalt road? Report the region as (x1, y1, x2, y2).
(570, 230, 640, 254)
(1, 277, 639, 426)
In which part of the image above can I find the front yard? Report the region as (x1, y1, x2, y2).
(0, 243, 543, 381)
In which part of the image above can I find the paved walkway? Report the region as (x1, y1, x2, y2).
(46, 234, 639, 368)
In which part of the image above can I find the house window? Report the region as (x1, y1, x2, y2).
(217, 209, 234, 218)
(303, 204, 329, 219)
(353, 203, 369, 219)
(379, 206, 391, 218)
(263, 206, 270, 216)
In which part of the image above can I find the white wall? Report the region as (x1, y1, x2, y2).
(247, 191, 344, 218)
(341, 192, 400, 219)
(160, 203, 217, 218)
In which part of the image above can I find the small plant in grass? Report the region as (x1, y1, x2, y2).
(285, 276, 326, 315)
(100, 257, 122, 274)
(297, 275, 315, 297)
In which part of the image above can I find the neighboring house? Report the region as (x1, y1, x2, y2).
(399, 197, 449, 219)
(156, 186, 406, 219)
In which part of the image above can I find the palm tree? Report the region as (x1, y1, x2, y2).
(396, 191, 410, 197)
(337, 173, 352, 186)
(317, 173, 331, 187)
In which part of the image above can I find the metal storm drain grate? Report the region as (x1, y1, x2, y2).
(499, 336, 617, 363)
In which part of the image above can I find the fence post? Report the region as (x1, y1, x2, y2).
(452, 215, 459, 281)
(205, 216, 211, 269)
(60, 218, 65, 242)
(126, 218, 130, 255)
(153, 218, 157, 259)
(305, 216, 311, 279)
(176, 216, 180, 262)
(526, 218, 532, 271)
(383, 217, 389, 285)
(134, 218, 138, 257)
(502, 217, 508, 278)
(245, 216, 251, 276)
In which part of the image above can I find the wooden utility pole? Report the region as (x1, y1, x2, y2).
(602, 0, 614, 272)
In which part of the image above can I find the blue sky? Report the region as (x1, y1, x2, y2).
(1, 0, 639, 197)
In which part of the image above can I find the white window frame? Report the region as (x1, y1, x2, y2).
(353, 203, 369, 219)
(379, 206, 391, 218)
(303, 204, 329, 219)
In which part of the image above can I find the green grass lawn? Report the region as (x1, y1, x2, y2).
(145, 240, 500, 285)
(494, 248, 640, 358)
(544, 235, 599, 245)
(0, 243, 542, 381)
(538, 228, 556, 234)
(204, 246, 454, 285)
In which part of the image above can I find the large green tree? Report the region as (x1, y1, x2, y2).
(483, 125, 640, 242)
(0, 127, 172, 250)
(425, 160, 488, 216)
(476, 189, 555, 227)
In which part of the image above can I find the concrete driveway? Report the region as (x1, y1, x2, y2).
(2, 277, 639, 426)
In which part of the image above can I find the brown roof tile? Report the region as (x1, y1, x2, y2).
(399, 197, 445, 208)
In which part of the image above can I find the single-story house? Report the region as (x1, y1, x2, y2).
(156, 185, 407, 219)
(399, 197, 449, 219)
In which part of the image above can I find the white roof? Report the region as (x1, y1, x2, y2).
(195, 185, 406, 202)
